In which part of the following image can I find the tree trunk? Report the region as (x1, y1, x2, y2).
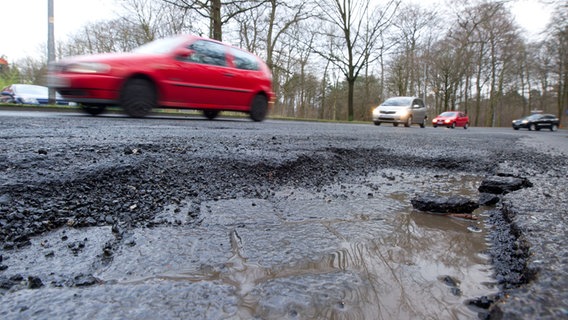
(211, 0, 222, 41)
(348, 78, 355, 122)
(474, 44, 484, 127)
(320, 60, 330, 119)
(266, 0, 276, 70)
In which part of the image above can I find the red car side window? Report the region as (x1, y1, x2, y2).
(188, 40, 227, 67)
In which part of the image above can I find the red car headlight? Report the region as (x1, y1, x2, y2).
(65, 62, 111, 74)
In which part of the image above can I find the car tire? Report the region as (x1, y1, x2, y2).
(404, 117, 412, 127)
(551, 124, 558, 132)
(433, 124, 438, 128)
(249, 95, 268, 122)
(464, 123, 469, 130)
(373, 121, 381, 126)
(120, 78, 156, 118)
(203, 110, 220, 120)
(451, 122, 456, 129)
(513, 127, 519, 130)
(529, 123, 536, 131)
(420, 118, 425, 128)
(81, 104, 106, 116)
(393, 123, 399, 127)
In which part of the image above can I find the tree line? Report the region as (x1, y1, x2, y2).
(1, 0, 566, 127)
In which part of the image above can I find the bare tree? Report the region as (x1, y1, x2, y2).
(118, 0, 199, 42)
(545, 2, 568, 126)
(163, 0, 267, 41)
(428, 40, 463, 115)
(14, 57, 48, 85)
(479, 4, 519, 127)
(58, 0, 200, 58)
(263, 1, 315, 72)
(387, 3, 438, 97)
(440, 1, 521, 126)
(60, 19, 139, 56)
(448, 1, 500, 126)
(314, 0, 399, 121)
(229, 0, 315, 118)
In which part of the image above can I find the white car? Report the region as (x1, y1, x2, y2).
(372, 96, 427, 128)
(1, 84, 75, 106)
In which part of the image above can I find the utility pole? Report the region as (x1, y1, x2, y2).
(48, 0, 55, 104)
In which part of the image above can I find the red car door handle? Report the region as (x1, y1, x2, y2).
(224, 73, 235, 77)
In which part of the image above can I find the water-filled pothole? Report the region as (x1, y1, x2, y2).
(0, 169, 497, 319)
(108, 169, 497, 319)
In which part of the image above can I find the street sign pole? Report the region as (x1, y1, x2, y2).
(48, 0, 55, 104)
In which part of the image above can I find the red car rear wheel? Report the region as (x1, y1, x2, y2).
(250, 95, 268, 122)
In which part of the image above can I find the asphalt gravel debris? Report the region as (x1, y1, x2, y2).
(0, 113, 566, 319)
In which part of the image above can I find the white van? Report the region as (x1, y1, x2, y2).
(372, 96, 427, 128)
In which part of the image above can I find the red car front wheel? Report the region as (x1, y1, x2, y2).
(120, 79, 156, 118)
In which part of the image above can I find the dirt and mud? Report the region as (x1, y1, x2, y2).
(0, 110, 567, 319)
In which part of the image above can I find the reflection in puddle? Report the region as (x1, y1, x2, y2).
(233, 212, 495, 319)
(91, 170, 497, 319)
(246, 172, 495, 319)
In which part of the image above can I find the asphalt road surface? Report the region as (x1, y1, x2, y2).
(0, 109, 567, 319)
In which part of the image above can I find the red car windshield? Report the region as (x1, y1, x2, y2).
(132, 36, 189, 55)
(439, 112, 457, 117)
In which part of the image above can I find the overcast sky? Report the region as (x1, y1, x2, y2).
(1, 0, 117, 61)
(0, 0, 552, 63)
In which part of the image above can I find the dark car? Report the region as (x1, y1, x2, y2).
(1, 84, 74, 105)
(47, 34, 275, 121)
(512, 114, 559, 131)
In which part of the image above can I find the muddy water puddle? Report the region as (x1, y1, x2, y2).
(0, 169, 497, 319)
(103, 169, 497, 319)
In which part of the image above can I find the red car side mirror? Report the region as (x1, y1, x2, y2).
(174, 48, 194, 60)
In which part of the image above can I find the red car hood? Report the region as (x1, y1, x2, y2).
(434, 116, 457, 120)
(56, 52, 165, 66)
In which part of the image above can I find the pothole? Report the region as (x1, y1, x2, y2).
(0, 168, 498, 319)
(105, 169, 495, 318)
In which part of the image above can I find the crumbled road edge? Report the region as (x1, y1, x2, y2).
(484, 153, 568, 319)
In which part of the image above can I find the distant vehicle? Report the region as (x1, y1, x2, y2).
(47, 34, 275, 121)
(512, 114, 559, 131)
(432, 111, 469, 129)
(0, 84, 73, 105)
(372, 96, 427, 128)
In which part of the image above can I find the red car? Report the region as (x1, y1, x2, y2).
(432, 111, 469, 129)
(48, 35, 275, 121)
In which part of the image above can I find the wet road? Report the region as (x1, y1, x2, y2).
(0, 110, 567, 319)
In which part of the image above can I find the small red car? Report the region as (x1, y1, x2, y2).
(432, 111, 469, 129)
(48, 34, 275, 121)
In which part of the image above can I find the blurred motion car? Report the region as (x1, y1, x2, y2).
(1, 84, 73, 105)
(47, 34, 275, 121)
(432, 111, 469, 129)
(372, 96, 427, 128)
(512, 114, 559, 131)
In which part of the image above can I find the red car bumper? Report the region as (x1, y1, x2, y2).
(49, 74, 122, 105)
